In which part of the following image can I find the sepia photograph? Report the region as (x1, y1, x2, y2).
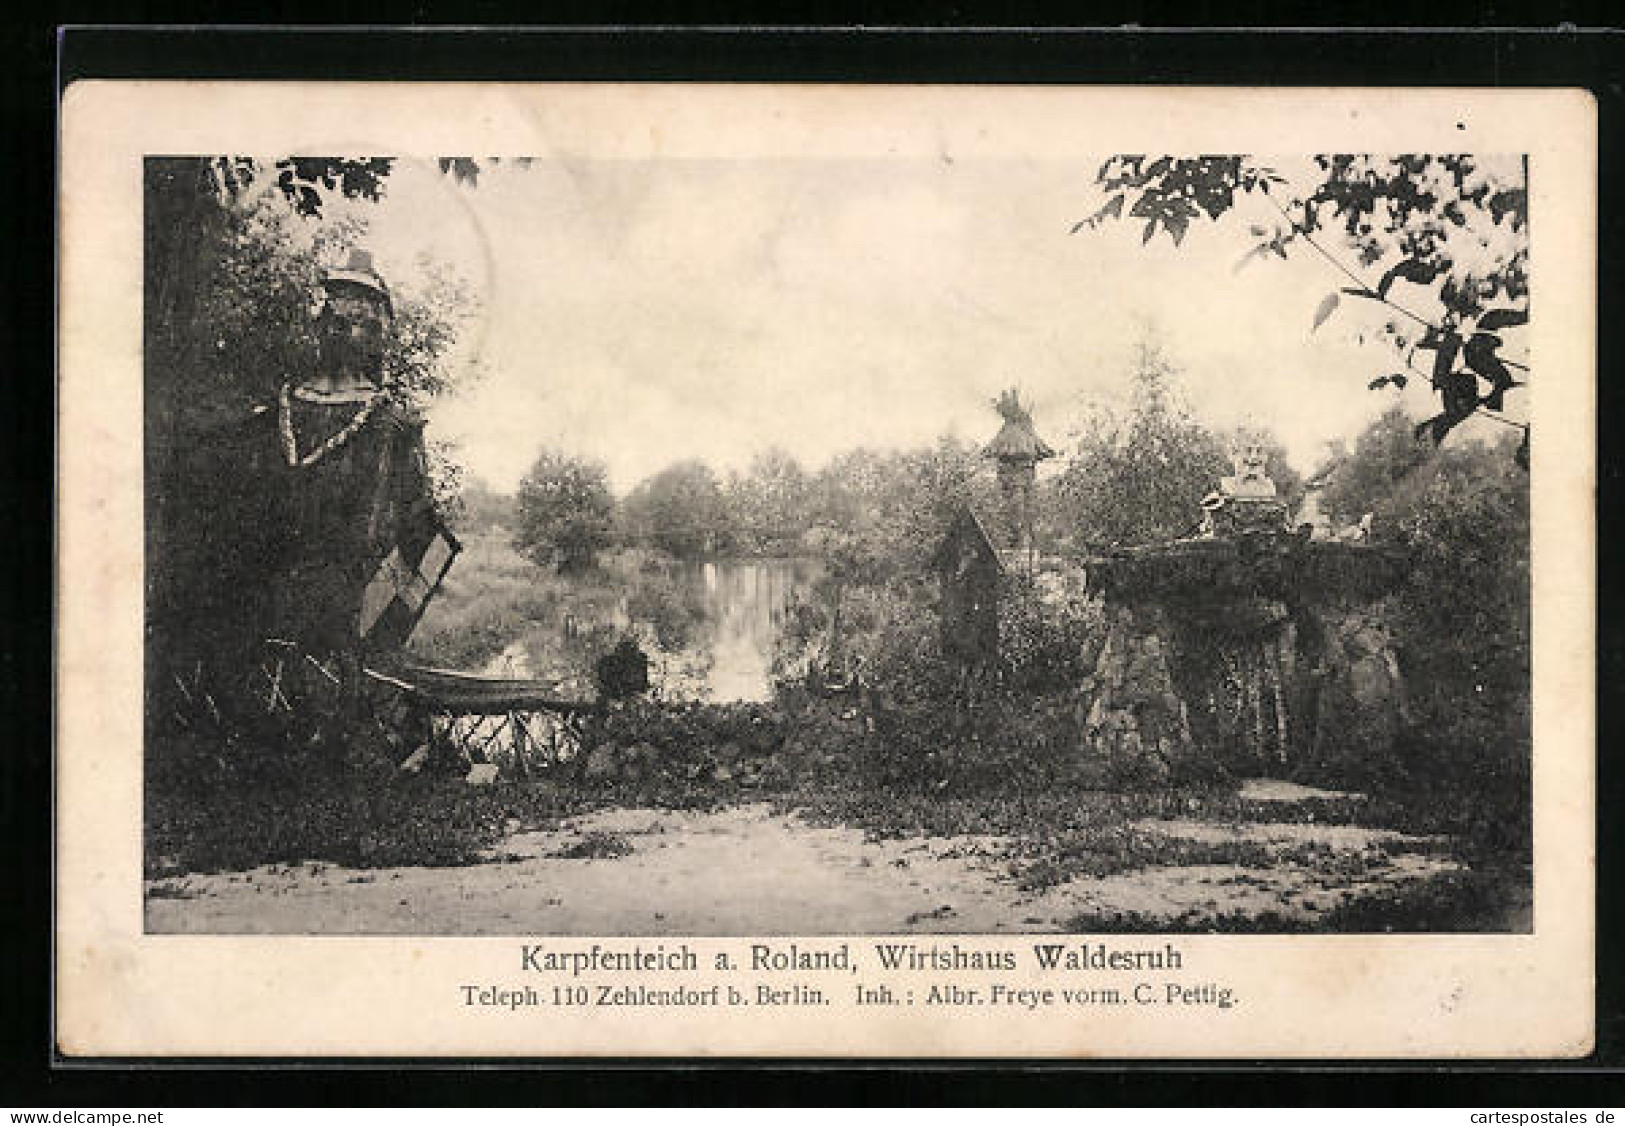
(56, 81, 1594, 1058)
(139, 147, 1533, 937)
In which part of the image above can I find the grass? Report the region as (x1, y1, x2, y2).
(769, 774, 1491, 909)
(1060, 866, 1525, 934)
(779, 783, 1452, 847)
(146, 735, 1527, 932)
(406, 531, 558, 669)
(144, 737, 602, 876)
(551, 831, 634, 860)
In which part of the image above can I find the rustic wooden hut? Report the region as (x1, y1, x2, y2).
(930, 507, 1006, 666)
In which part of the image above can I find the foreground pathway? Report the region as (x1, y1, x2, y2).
(145, 801, 1465, 935)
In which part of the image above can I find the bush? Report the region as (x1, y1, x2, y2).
(1376, 436, 1530, 861)
(998, 573, 1105, 695)
(145, 726, 590, 874)
(785, 576, 1139, 795)
(597, 698, 787, 760)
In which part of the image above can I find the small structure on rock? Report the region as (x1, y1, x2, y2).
(1199, 441, 1291, 538)
(1082, 445, 1409, 780)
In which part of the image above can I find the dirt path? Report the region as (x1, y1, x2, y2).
(145, 801, 1465, 935)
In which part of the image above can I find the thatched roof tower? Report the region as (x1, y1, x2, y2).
(981, 389, 1056, 465)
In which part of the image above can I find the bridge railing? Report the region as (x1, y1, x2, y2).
(364, 662, 600, 781)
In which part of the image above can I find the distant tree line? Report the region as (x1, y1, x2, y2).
(507, 331, 1307, 577)
(507, 437, 1007, 576)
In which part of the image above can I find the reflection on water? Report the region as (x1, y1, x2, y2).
(479, 557, 818, 703)
(682, 558, 818, 702)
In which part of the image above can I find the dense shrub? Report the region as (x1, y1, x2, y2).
(775, 575, 1135, 795)
(1330, 427, 1531, 861)
(998, 572, 1105, 694)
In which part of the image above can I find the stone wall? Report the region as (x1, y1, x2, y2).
(1298, 595, 1409, 777)
(1081, 605, 1196, 782)
(1082, 593, 1408, 783)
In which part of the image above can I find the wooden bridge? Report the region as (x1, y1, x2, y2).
(363, 661, 599, 780)
(168, 637, 601, 782)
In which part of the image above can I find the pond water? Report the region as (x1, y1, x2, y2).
(479, 557, 820, 703)
(682, 558, 819, 702)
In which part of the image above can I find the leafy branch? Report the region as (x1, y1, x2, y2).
(1076, 154, 1530, 467)
(1253, 186, 1527, 453)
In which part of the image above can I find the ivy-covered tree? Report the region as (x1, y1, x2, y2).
(1077, 154, 1530, 465)
(145, 158, 395, 427)
(145, 156, 478, 717)
(145, 157, 482, 435)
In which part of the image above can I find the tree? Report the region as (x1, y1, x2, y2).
(1317, 404, 1435, 525)
(891, 437, 993, 565)
(805, 438, 994, 578)
(724, 447, 812, 555)
(1054, 333, 1230, 548)
(623, 460, 727, 560)
(1077, 154, 1530, 464)
(1383, 435, 1529, 747)
(808, 448, 890, 537)
(1317, 413, 1530, 848)
(513, 451, 616, 573)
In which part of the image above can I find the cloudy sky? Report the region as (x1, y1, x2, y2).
(350, 154, 1513, 495)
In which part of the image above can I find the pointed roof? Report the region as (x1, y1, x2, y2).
(929, 506, 1008, 576)
(981, 389, 1056, 462)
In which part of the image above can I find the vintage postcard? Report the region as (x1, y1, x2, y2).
(57, 82, 1595, 1057)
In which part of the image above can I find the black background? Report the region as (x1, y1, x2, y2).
(7, 16, 1624, 1106)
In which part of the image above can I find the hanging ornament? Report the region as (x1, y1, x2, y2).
(278, 382, 380, 468)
